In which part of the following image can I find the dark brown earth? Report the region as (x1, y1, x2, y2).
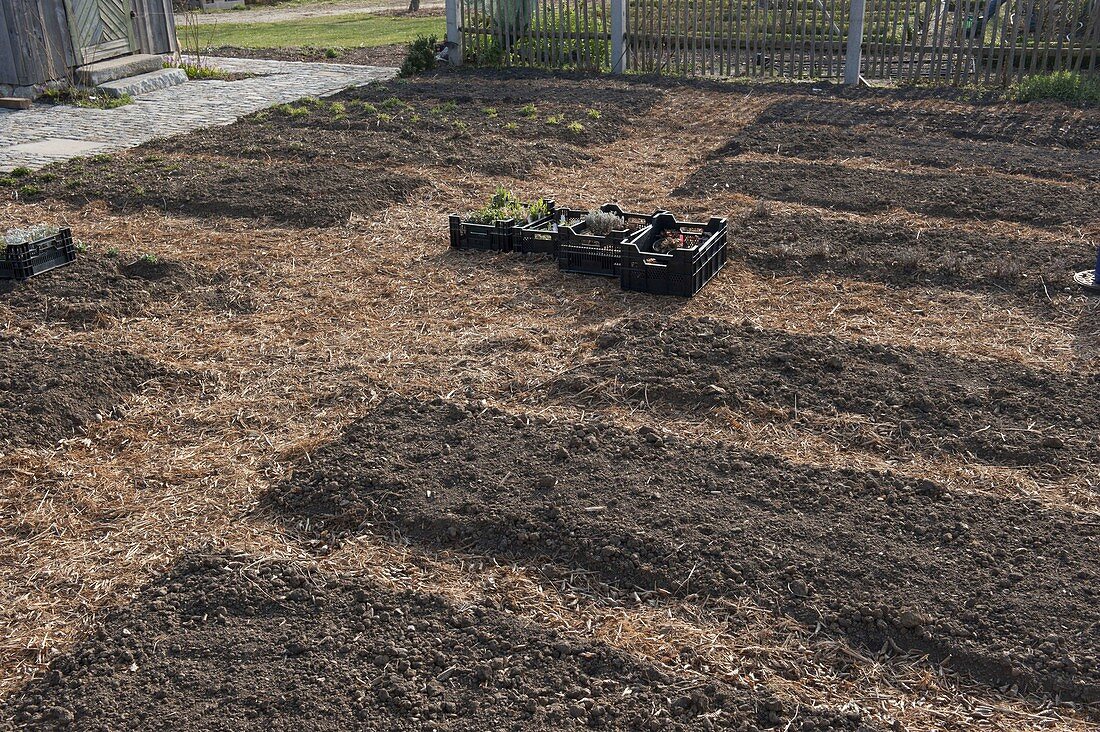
(0, 334, 160, 449)
(22, 75, 652, 223)
(543, 315, 1100, 473)
(717, 97, 1100, 183)
(210, 44, 408, 67)
(20, 153, 423, 228)
(146, 75, 648, 177)
(0, 253, 254, 328)
(0, 553, 868, 732)
(726, 207, 1093, 299)
(677, 158, 1098, 228)
(262, 396, 1100, 704)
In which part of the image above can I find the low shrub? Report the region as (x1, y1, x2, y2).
(400, 34, 439, 77)
(1012, 71, 1100, 106)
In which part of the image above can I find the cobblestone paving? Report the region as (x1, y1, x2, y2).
(0, 57, 396, 172)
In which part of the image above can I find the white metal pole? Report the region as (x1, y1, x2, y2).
(844, 0, 866, 83)
(611, 0, 626, 73)
(446, 0, 463, 65)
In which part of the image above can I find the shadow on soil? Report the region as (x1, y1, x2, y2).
(0, 553, 862, 732)
(260, 395, 1100, 705)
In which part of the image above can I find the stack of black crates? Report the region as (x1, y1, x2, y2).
(449, 202, 727, 298)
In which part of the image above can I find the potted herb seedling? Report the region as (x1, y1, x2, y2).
(449, 187, 555, 252)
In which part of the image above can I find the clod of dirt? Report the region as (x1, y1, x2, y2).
(0, 253, 253, 327)
(0, 553, 861, 731)
(262, 396, 1100, 703)
(0, 334, 162, 448)
(548, 316, 1100, 473)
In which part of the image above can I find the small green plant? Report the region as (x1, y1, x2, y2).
(377, 112, 394, 122)
(74, 240, 87, 252)
(140, 253, 159, 265)
(275, 103, 310, 117)
(0, 177, 16, 187)
(10, 167, 31, 178)
(106, 247, 119, 257)
(361, 102, 379, 114)
(410, 113, 422, 124)
(36, 172, 57, 182)
(520, 103, 537, 117)
(380, 96, 408, 110)
(430, 101, 457, 115)
(545, 114, 563, 125)
(504, 121, 518, 132)
(467, 187, 551, 224)
(175, 63, 231, 81)
(330, 101, 347, 115)
(1013, 71, 1100, 105)
(89, 154, 111, 164)
(585, 209, 625, 236)
(452, 120, 469, 134)
(400, 34, 439, 77)
(17, 184, 42, 197)
(586, 108, 601, 119)
(566, 121, 584, 134)
(483, 106, 498, 118)
(324, 47, 344, 58)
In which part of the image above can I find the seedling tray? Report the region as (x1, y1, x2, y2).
(0, 227, 76, 280)
(557, 204, 663, 277)
(450, 200, 556, 254)
(620, 213, 727, 297)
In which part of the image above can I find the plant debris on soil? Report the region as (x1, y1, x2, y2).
(2, 68, 1099, 732)
(0, 553, 866, 732)
(0, 335, 161, 448)
(262, 396, 1100, 704)
(544, 315, 1100, 473)
(0, 252, 254, 327)
(726, 207, 1093, 299)
(717, 97, 1100, 183)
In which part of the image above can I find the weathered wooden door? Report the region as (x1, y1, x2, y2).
(65, 0, 136, 65)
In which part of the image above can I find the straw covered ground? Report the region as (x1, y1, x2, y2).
(1, 68, 1098, 731)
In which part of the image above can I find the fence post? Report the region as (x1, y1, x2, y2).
(611, 0, 626, 73)
(445, 0, 463, 65)
(844, 0, 866, 84)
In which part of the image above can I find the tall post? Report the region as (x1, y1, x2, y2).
(844, 0, 866, 84)
(611, 0, 626, 73)
(446, 0, 463, 65)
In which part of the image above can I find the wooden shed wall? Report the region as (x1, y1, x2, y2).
(0, 0, 73, 87)
(132, 0, 178, 55)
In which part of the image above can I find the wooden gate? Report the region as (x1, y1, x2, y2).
(65, 0, 136, 65)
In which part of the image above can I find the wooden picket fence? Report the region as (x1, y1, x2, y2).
(449, 0, 1100, 83)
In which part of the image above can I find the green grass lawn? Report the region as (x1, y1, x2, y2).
(197, 13, 444, 48)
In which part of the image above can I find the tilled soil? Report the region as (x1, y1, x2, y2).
(148, 74, 649, 178)
(262, 397, 1100, 703)
(0, 253, 254, 327)
(747, 96, 1100, 151)
(0, 334, 161, 449)
(720, 115, 1100, 184)
(0, 553, 865, 732)
(726, 208, 1093, 298)
(677, 159, 1098, 228)
(546, 316, 1100, 472)
(23, 153, 424, 228)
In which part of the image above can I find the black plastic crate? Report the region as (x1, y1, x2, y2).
(0, 227, 76, 280)
(619, 213, 728, 297)
(513, 207, 587, 255)
(557, 204, 662, 277)
(449, 199, 556, 254)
